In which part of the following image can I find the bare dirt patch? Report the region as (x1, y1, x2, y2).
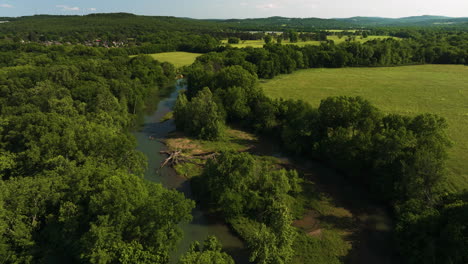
(165, 132, 205, 155)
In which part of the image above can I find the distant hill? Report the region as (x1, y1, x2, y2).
(336, 15, 468, 26)
(0, 14, 467, 39)
(215, 15, 468, 29)
(211, 16, 349, 30)
(0, 13, 220, 36)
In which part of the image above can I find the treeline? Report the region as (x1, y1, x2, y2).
(0, 35, 220, 59)
(0, 14, 223, 55)
(175, 53, 467, 263)
(0, 13, 219, 43)
(127, 34, 221, 54)
(0, 44, 240, 263)
(209, 33, 468, 79)
(2, 14, 467, 44)
(219, 29, 383, 43)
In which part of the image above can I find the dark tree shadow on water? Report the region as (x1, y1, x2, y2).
(223, 246, 250, 264)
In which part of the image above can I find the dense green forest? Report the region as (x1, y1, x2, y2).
(1, 13, 467, 264)
(0, 44, 216, 263)
(0, 13, 221, 54)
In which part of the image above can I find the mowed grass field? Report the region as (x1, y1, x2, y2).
(146, 52, 202, 67)
(259, 65, 468, 191)
(222, 35, 398, 48)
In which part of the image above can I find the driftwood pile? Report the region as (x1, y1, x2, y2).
(159, 150, 218, 168)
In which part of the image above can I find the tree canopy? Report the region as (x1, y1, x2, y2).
(0, 43, 195, 263)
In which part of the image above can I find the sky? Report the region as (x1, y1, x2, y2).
(0, 0, 468, 19)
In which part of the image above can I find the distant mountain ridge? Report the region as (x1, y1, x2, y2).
(335, 15, 468, 26)
(0, 14, 467, 33)
(213, 15, 468, 29)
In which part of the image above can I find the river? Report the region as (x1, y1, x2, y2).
(134, 80, 248, 263)
(134, 80, 395, 264)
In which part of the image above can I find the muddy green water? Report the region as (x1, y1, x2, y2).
(134, 81, 248, 263)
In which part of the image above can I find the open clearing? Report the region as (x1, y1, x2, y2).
(260, 65, 468, 191)
(146, 52, 202, 67)
(222, 35, 397, 48)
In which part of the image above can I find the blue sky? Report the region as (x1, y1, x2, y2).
(1, 0, 468, 18)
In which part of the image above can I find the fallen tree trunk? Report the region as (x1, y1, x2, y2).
(159, 150, 218, 168)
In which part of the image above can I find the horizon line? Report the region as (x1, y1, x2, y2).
(1, 12, 468, 20)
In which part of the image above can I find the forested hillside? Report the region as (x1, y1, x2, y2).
(215, 15, 468, 30)
(1, 13, 468, 43)
(0, 13, 221, 54)
(0, 13, 220, 39)
(336, 15, 468, 27)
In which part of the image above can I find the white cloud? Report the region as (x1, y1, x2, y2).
(56, 5, 80, 11)
(55, 5, 97, 12)
(0, 4, 13, 8)
(256, 3, 280, 9)
(240, 2, 248, 7)
(254, 0, 319, 11)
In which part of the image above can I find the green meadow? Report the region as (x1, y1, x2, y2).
(146, 52, 202, 67)
(326, 29, 358, 33)
(222, 39, 321, 48)
(222, 35, 397, 48)
(260, 65, 468, 191)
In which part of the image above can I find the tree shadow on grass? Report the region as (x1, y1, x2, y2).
(340, 224, 395, 264)
(318, 215, 357, 231)
(285, 159, 399, 264)
(228, 138, 257, 150)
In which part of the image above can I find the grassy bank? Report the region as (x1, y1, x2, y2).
(259, 65, 468, 191)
